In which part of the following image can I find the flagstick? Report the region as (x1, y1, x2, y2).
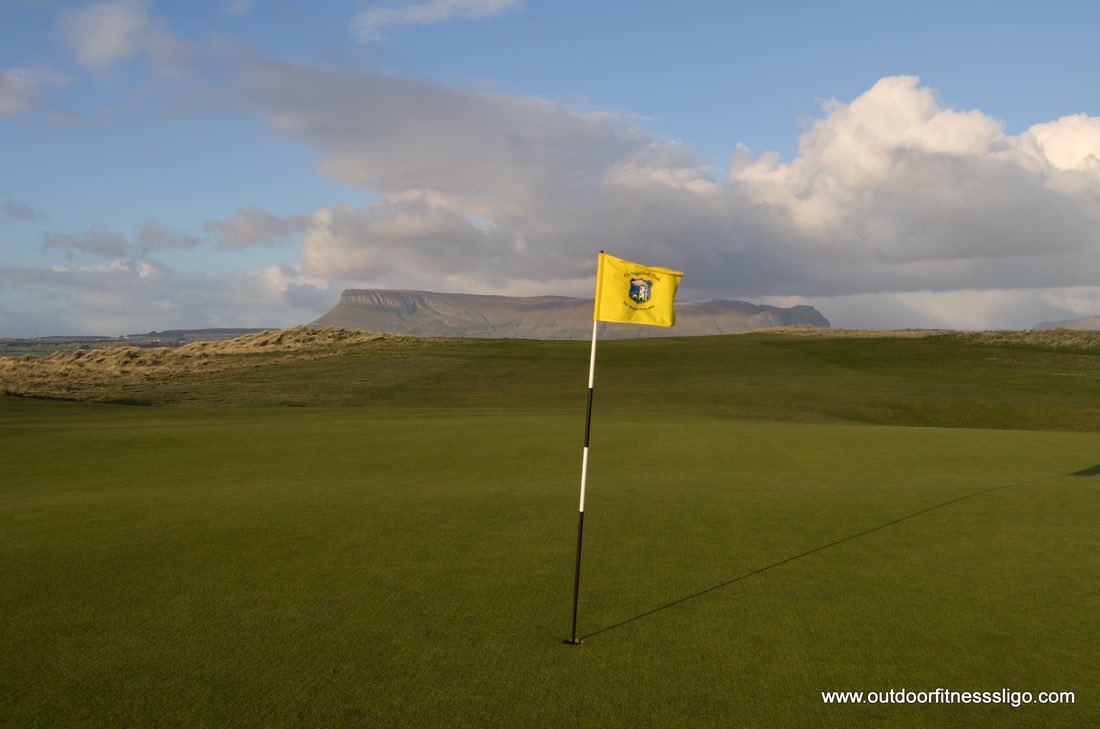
(568, 318, 599, 645)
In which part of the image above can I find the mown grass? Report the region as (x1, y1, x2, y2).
(2, 330, 1099, 727)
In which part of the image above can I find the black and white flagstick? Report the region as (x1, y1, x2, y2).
(567, 314, 600, 645)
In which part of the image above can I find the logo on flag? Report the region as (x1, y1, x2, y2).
(629, 278, 652, 304)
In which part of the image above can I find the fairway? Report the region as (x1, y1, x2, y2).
(2, 390, 1097, 727)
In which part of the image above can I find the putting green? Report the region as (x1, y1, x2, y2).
(2, 398, 1096, 727)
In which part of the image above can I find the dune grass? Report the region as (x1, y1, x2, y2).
(2, 330, 1099, 726)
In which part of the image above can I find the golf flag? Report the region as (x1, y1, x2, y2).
(593, 252, 683, 327)
(567, 251, 683, 645)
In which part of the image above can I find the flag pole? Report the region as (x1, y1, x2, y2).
(568, 250, 604, 646)
(568, 316, 599, 645)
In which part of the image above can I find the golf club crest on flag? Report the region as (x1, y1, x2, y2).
(567, 251, 683, 645)
(629, 278, 651, 305)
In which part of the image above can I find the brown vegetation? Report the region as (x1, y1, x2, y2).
(0, 326, 404, 402)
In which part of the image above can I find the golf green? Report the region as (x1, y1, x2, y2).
(2, 396, 1096, 727)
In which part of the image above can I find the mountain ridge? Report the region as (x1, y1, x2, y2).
(311, 288, 830, 339)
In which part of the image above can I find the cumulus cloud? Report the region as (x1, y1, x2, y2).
(725, 76, 1100, 295)
(204, 205, 309, 249)
(0, 67, 70, 117)
(353, 0, 523, 41)
(1028, 114, 1100, 173)
(236, 63, 1100, 326)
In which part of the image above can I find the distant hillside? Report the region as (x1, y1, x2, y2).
(1034, 315, 1100, 331)
(311, 289, 830, 338)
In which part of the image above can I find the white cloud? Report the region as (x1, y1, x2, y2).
(13, 56, 1100, 332)
(0, 67, 70, 117)
(353, 0, 523, 41)
(1026, 113, 1100, 174)
(60, 0, 151, 72)
(725, 76, 1100, 296)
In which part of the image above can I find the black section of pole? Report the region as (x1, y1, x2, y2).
(583, 387, 594, 447)
(568, 384, 595, 645)
(568, 509, 585, 644)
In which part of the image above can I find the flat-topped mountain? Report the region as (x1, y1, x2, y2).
(311, 289, 829, 339)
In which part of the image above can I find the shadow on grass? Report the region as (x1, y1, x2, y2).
(582, 472, 1071, 641)
(1071, 464, 1100, 476)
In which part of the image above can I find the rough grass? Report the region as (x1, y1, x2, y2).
(3, 327, 1100, 431)
(765, 325, 1100, 350)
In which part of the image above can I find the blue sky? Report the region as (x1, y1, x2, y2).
(3, 0, 1100, 336)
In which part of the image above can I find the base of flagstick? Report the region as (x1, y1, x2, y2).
(563, 638, 583, 645)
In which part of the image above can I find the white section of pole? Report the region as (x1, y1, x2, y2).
(587, 319, 598, 389)
(578, 447, 590, 513)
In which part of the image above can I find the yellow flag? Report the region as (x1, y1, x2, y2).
(593, 252, 683, 327)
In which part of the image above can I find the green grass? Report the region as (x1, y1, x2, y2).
(6, 331, 1100, 430)
(2, 332, 1099, 727)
